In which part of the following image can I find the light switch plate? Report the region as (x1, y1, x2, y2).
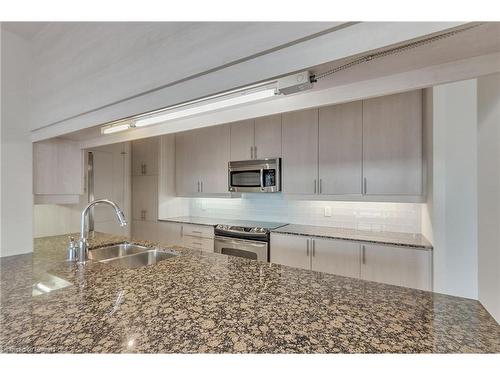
(324, 206, 332, 217)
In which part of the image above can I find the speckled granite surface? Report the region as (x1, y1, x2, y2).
(159, 216, 287, 229)
(272, 224, 433, 249)
(160, 217, 432, 249)
(159, 216, 222, 227)
(1, 232, 497, 353)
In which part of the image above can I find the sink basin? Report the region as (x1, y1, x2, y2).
(100, 250, 177, 269)
(88, 243, 151, 261)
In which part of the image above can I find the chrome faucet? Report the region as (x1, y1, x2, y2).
(74, 199, 127, 263)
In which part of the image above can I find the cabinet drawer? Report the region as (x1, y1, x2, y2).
(182, 224, 214, 239)
(183, 236, 214, 252)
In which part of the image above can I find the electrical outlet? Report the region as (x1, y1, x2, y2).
(324, 206, 332, 217)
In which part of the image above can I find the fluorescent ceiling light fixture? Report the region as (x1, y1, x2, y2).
(134, 86, 278, 128)
(101, 122, 132, 135)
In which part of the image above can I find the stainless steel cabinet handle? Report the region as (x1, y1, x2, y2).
(314, 179, 317, 194)
(312, 239, 316, 257)
(363, 177, 367, 195)
(192, 231, 202, 234)
(141, 163, 147, 175)
(140, 210, 146, 221)
(306, 239, 310, 256)
(201, 181, 203, 192)
(362, 245, 366, 264)
(197, 181, 200, 192)
(319, 179, 322, 194)
(254, 145, 257, 159)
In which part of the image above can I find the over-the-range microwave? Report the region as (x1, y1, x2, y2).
(228, 158, 281, 193)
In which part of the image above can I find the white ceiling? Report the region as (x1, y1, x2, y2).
(1, 22, 51, 40)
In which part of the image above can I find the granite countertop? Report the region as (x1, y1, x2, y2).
(1, 232, 498, 353)
(159, 216, 223, 227)
(272, 224, 433, 249)
(159, 216, 432, 249)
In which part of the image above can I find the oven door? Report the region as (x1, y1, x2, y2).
(214, 236, 268, 262)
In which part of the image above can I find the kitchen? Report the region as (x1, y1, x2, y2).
(1, 13, 499, 370)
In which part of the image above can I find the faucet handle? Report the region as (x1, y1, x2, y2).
(67, 236, 77, 262)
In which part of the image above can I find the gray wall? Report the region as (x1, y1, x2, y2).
(477, 73, 500, 323)
(0, 29, 33, 256)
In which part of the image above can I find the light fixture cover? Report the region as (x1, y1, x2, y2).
(134, 87, 277, 128)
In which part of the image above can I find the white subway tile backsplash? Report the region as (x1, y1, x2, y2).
(175, 195, 423, 234)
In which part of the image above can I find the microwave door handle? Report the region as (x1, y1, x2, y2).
(260, 169, 264, 189)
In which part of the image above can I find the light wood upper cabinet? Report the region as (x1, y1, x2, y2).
(270, 233, 311, 270)
(311, 237, 361, 278)
(230, 115, 282, 161)
(362, 90, 423, 195)
(319, 102, 363, 195)
(198, 124, 230, 194)
(254, 114, 282, 159)
(360, 243, 432, 291)
(282, 108, 319, 194)
(175, 130, 200, 196)
(230, 119, 254, 161)
(33, 138, 84, 200)
(132, 137, 159, 176)
(175, 125, 230, 196)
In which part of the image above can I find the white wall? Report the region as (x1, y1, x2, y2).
(0, 29, 33, 257)
(432, 80, 478, 299)
(477, 73, 500, 323)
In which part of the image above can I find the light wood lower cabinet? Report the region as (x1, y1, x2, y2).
(270, 233, 311, 270)
(182, 223, 214, 252)
(311, 237, 361, 278)
(132, 220, 159, 241)
(157, 222, 183, 247)
(360, 243, 432, 290)
(270, 233, 432, 291)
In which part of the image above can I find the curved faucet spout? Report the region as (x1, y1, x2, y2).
(77, 199, 127, 263)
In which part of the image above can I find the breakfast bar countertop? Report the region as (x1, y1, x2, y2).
(0, 232, 498, 353)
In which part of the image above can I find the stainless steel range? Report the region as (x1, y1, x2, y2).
(214, 220, 287, 262)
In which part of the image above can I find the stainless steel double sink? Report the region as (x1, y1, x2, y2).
(89, 242, 177, 269)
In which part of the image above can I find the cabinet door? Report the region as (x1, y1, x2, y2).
(362, 90, 423, 195)
(132, 175, 158, 221)
(175, 131, 201, 195)
(230, 119, 254, 161)
(360, 243, 432, 291)
(254, 114, 282, 159)
(33, 138, 83, 196)
(157, 222, 183, 246)
(270, 233, 310, 270)
(199, 125, 230, 194)
(282, 109, 319, 194)
(132, 220, 158, 241)
(319, 102, 362, 195)
(311, 237, 361, 278)
(132, 137, 159, 176)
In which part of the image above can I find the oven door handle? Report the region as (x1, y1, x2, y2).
(215, 236, 267, 247)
